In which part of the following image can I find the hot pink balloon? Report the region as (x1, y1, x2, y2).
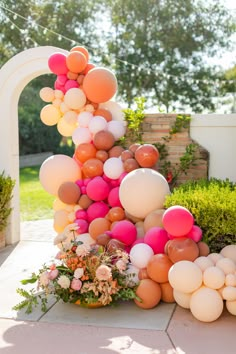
(144, 227, 169, 254)
(108, 186, 122, 207)
(65, 80, 79, 91)
(86, 177, 110, 201)
(75, 219, 88, 234)
(57, 74, 68, 86)
(162, 205, 194, 237)
(187, 225, 203, 242)
(48, 53, 68, 75)
(54, 81, 66, 94)
(132, 237, 145, 247)
(87, 202, 110, 222)
(75, 209, 88, 221)
(110, 220, 137, 246)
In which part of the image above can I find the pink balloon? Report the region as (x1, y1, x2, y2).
(109, 179, 120, 188)
(75, 210, 88, 221)
(75, 219, 88, 234)
(144, 227, 169, 254)
(48, 53, 68, 75)
(54, 81, 66, 94)
(119, 172, 128, 185)
(65, 80, 79, 91)
(162, 206, 194, 237)
(57, 74, 68, 85)
(87, 202, 110, 222)
(187, 225, 203, 242)
(86, 177, 110, 201)
(110, 220, 137, 246)
(108, 186, 122, 207)
(132, 237, 144, 247)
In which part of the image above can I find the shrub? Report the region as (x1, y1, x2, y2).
(164, 178, 236, 252)
(0, 172, 15, 232)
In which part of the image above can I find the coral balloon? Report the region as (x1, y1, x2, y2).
(111, 220, 137, 246)
(96, 150, 109, 162)
(147, 254, 173, 283)
(160, 282, 175, 303)
(83, 68, 117, 103)
(86, 176, 110, 201)
(144, 227, 169, 254)
(190, 287, 224, 322)
(134, 279, 162, 309)
(74, 143, 97, 163)
(138, 268, 149, 280)
(78, 194, 93, 209)
(48, 52, 68, 75)
(39, 155, 81, 196)
(123, 158, 140, 173)
(162, 205, 194, 237)
(58, 182, 81, 204)
(165, 237, 199, 263)
(108, 146, 124, 158)
(93, 130, 115, 151)
(82, 158, 104, 178)
(96, 233, 111, 246)
(198, 241, 210, 256)
(66, 51, 87, 73)
(144, 209, 165, 232)
(135, 144, 159, 167)
(88, 218, 111, 240)
(130, 244, 154, 269)
(119, 168, 170, 219)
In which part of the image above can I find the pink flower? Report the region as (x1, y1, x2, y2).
(74, 267, 84, 279)
(39, 271, 50, 287)
(48, 269, 59, 280)
(71, 278, 82, 291)
(95, 265, 112, 281)
(116, 259, 127, 272)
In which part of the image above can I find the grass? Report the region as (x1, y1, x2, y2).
(20, 165, 54, 221)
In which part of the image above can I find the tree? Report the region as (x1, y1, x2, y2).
(221, 66, 236, 113)
(102, 0, 235, 112)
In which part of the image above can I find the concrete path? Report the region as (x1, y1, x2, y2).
(0, 220, 235, 354)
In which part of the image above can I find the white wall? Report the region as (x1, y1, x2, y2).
(0, 46, 67, 245)
(191, 114, 236, 182)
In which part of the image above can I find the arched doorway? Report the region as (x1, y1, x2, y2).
(0, 46, 67, 245)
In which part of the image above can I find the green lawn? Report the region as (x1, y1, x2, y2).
(20, 165, 54, 221)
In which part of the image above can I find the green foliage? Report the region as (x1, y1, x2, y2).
(164, 178, 236, 252)
(0, 172, 15, 232)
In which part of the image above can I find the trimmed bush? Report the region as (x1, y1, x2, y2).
(164, 178, 236, 252)
(0, 172, 15, 232)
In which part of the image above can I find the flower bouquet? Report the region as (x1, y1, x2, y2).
(13, 225, 139, 314)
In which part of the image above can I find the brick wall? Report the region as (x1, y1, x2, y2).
(142, 114, 208, 185)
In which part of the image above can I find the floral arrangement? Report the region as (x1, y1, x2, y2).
(13, 225, 139, 314)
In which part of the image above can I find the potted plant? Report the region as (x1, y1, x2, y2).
(0, 171, 15, 248)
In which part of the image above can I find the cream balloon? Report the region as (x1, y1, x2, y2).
(57, 117, 76, 137)
(40, 104, 61, 126)
(203, 266, 225, 289)
(64, 88, 86, 110)
(222, 286, 236, 301)
(103, 157, 124, 179)
(207, 253, 223, 265)
(194, 256, 214, 272)
(78, 111, 93, 127)
(39, 87, 55, 102)
(226, 300, 236, 315)
(173, 289, 192, 309)
(216, 257, 236, 275)
(119, 168, 170, 219)
(220, 245, 236, 263)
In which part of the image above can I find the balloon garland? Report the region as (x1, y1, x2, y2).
(38, 46, 236, 322)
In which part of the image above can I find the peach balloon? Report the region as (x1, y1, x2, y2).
(119, 168, 170, 219)
(143, 209, 165, 232)
(165, 237, 199, 263)
(93, 130, 115, 151)
(40, 87, 55, 102)
(39, 155, 81, 196)
(88, 218, 111, 240)
(53, 210, 70, 233)
(83, 68, 117, 103)
(168, 260, 203, 293)
(57, 118, 76, 137)
(220, 245, 236, 263)
(194, 256, 214, 272)
(40, 104, 61, 126)
(66, 51, 87, 73)
(82, 158, 104, 178)
(160, 282, 175, 303)
(222, 286, 236, 301)
(226, 300, 236, 315)
(134, 279, 162, 309)
(135, 144, 159, 168)
(64, 88, 86, 110)
(190, 287, 224, 322)
(203, 266, 225, 289)
(216, 258, 236, 275)
(173, 289, 192, 309)
(74, 143, 97, 163)
(147, 254, 173, 283)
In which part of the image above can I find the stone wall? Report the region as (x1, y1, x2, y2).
(142, 113, 208, 186)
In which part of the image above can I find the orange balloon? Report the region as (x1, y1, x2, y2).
(57, 181, 81, 204)
(107, 207, 125, 222)
(108, 146, 124, 158)
(160, 282, 175, 303)
(123, 158, 139, 173)
(83, 68, 117, 103)
(96, 150, 109, 162)
(147, 254, 173, 283)
(135, 144, 160, 168)
(138, 268, 150, 280)
(166, 237, 199, 263)
(70, 46, 89, 61)
(129, 143, 141, 153)
(77, 74, 85, 85)
(83, 63, 96, 75)
(93, 130, 115, 151)
(74, 143, 97, 163)
(67, 71, 78, 80)
(93, 108, 112, 122)
(82, 158, 104, 178)
(88, 218, 111, 240)
(134, 279, 162, 309)
(66, 51, 87, 73)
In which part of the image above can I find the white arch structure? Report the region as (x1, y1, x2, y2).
(0, 46, 67, 245)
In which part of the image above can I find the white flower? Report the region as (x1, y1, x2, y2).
(64, 223, 79, 237)
(57, 275, 71, 289)
(76, 243, 90, 257)
(74, 267, 84, 279)
(53, 233, 67, 246)
(39, 271, 50, 287)
(116, 259, 127, 272)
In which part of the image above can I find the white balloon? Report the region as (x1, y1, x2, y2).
(103, 157, 124, 179)
(77, 111, 93, 127)
(99, 101, 125, 122)
(89, 116, 108, 135)
(130, 243, 154, 269)
(72, 127, 92, 145)
(107, 120, 126, 140)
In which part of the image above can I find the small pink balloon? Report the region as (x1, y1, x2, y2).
(132, 237, 145, 247)
(76, 179, 84, 187)
(84, 178, 92, 186)
(75, 210, 88, 221)
(162, 205, 194, 237)
(65, 80, 79, 91)
(48, 53, 68, 75)
(54, 81, 66, 93)
(75, 219, 88, 234)
(144, 227, 169, 254)
(109, 179, 120, 188)
(119, 172, 128, 185)
(57, 74, 68, 85)
(87, 202, 110, 222)
(81, 186, 87, 194)
(86, 176, 110, 201)
(110, 220, 137, 246)
(187, 225, 203, 242)
(108, 187, 122, 207)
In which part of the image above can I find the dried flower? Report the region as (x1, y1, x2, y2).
(76, 243, 90, 257)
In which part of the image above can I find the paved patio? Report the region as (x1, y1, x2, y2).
(0, 219, 235, 354)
